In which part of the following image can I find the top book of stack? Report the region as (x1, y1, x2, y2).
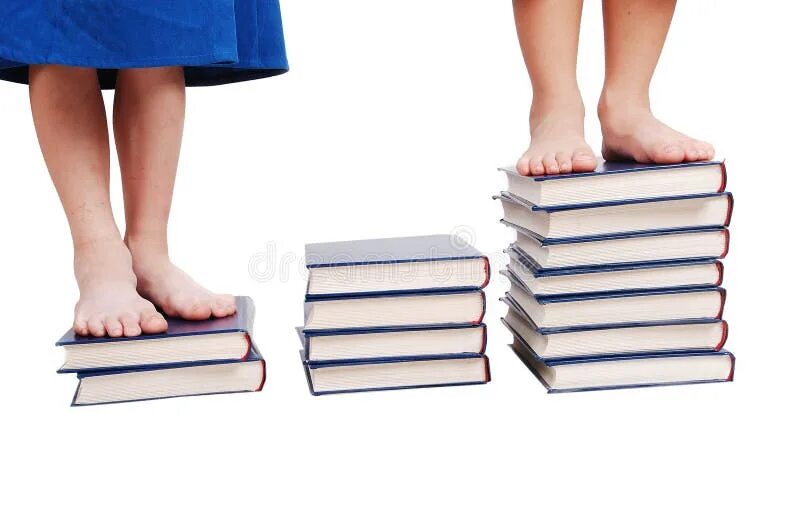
(499, 160, 726, 207)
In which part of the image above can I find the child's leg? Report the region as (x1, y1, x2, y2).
(514, 0, 597, 176)
(598, 0, 714, 163)
(29, 65, 168, 337)
(113, 67, 236, 320)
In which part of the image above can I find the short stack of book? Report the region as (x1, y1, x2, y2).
(57, 296, 265, 405)
(496, 160, 736, 393)
(299, 235, 492, 395)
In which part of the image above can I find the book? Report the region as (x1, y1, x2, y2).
(509, 226, 729, 269)
(501, 300, 727, 358)
(303, 290, 486, 333)
(56, 296, 255, 373)
(496, 191, 733, 240)
(305, 235, 490, 298)
(303, 354, 490, 395)
(499, 160, 726, 207)
(298, 324, 487, 363)
(71, 347, 265, 406)
(505, 278, 725, 332)
(507, 248, 722, 296)
(511, 335, 734, 393)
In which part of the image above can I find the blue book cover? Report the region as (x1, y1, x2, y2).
(297, 324, 488, 364)
(304, 234, 490, 299)
(507, 245, 723, 281)
(56, 296, 256, 374)
(498, 159, 727, 183)
(500, 281, 725, 334)
(510, 335, 734, 394)
(302, 353, 491, 396)
(495, 191, 733, 245)
(57, 296, 255, 346)
(72, 346, 266, 406)
(303, 289, 487, 336)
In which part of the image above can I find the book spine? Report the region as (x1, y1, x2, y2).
(715, 321, 729, 351)
(720, 229, 731, 258)
(727, 352, 736, 381)
(472, 291, 487, 324)
(723, 193, 734, 226)
(716, 289, 727, 320)
(256, 360, 267, 391)
(480, 256, 491, 289)
(718, 160, 728, 192)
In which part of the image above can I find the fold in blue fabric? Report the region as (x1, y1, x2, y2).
(0, 0, 288, 88)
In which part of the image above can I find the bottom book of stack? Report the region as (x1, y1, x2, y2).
(57, 296, 265, 406)
(299, 325, 491, 395)
(502, 297, 735, 393)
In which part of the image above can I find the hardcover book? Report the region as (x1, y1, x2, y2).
(508, 225, 729, 269)
(57, 296, 255, 373)
(299, 324, 487, 363)
(511, 334, 734, 393)
(305, 235, 490, 299)
(303, 289, 486, 334)
(506, 247, 722, 296)
(72, 346, 266, 406)
(303, 354, 490, 395)
(495, 191, 733, 241)
(499, 160, 726, 207)
(505, 275, 725, 332)
(501, 299, 727, 358)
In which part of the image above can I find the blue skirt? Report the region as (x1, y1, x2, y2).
(0, 0, 288, 89)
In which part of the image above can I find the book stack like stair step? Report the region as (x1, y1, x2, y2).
(57, 296, 265, 405)
(495, 160, 736, 393)
(299, 235, 491, 395)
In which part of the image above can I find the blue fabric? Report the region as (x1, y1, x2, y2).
(0, 0, 288, 88)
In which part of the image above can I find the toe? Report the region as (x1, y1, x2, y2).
(73, 314, 89, 336)
(697, 142, 715, 160)
(516, 157, 531, 176)
(555, 152, 573, 174)
(210, 296, 237, 318)
(682, 141, 701, 162)
(572, 150, 598, 172)
(173, 296, 212, 320)
(529, 156, 545, 176)
(103, 317, 124, 338)
(140, 310, 168, 334)
(543, 154, 560, 175)
(120, 313, 142, 337)
(87, 316, 106, 337)
(650, 143, 685, 164)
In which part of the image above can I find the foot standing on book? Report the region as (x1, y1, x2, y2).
(514, 0, 714, 175)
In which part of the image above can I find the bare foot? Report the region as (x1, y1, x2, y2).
(517, 101, 597, 176)
(73, 239, 168, 337)
(599, 98, 715, 164)
(127, 240, 236, 320)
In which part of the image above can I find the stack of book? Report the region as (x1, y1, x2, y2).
(496, 160, 736, 393)
(299, 235, 492, 395)
(57, 296, 265, 406)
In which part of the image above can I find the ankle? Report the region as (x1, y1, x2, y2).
(598, 87, 651, 124)
(532, 89, 585, 118)
(124, 233, 170, 267)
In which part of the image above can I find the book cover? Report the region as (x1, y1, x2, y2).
(498, 159, 727, 183)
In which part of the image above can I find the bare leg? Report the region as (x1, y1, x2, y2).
(113, 67, 235, 320)
(514, 0, 597, 175)
(29, 65, 168, 337)
(598, 0, 714, 163)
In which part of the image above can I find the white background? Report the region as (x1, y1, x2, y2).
(1, 1, 795, 504)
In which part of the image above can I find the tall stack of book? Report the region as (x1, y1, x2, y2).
(496, 161, 736, 393)
(57, 297, 265, 405)
(299, 235, 491, 395)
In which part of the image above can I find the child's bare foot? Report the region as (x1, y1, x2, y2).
(73, 239, 169, 337)
(127, 240, 236, 320)
(598, 96, 715, 164)
(516, 101, 597, 176)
